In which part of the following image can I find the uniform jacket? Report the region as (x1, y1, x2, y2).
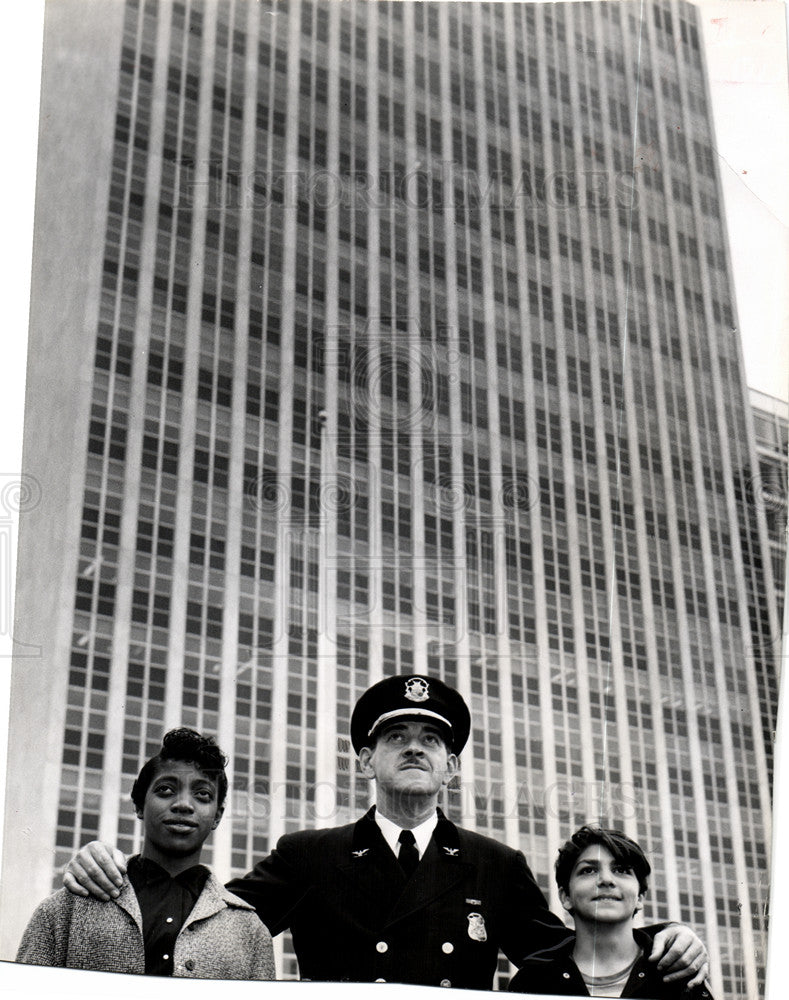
(17, 865, 275, 980)
(508, 929, 714, 999)
(226, 806, 569, 988)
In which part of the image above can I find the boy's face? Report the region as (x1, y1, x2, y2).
(136, 759, 223, 867)
(559, 844, 644, 926)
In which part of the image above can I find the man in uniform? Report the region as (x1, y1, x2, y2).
(63, 674, 708, 989)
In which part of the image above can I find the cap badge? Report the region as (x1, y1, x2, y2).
(404, 677, 429, 702)
(467, 912, 487, 942)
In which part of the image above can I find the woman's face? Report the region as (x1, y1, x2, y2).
(137, 759, 223, 868)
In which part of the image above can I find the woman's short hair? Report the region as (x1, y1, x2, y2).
(131, 728, 229, 812)
(555, 826, 651, 896)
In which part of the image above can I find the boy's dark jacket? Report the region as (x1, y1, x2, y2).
(508, 928, 713, 998)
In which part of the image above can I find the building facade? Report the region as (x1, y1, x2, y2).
(750, 389, 787, 623)
(1, 1, 781, 996)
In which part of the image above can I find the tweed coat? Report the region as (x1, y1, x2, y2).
(226, 806, 569, 988)
(508, 929, 714, 999)
(17, 865, 275, 980)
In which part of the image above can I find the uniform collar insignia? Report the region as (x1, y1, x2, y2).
(434, 809, 462, 858)
(352, 848, 370, 858)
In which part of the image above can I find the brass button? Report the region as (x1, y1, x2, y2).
(440, 979, 452, 987)
(376, 941, 388, 953)
(442, 942, 454, 954)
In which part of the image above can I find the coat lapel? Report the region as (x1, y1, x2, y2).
(183, 871, 251, 927)
(336, 808, 474, 929)
(113, 878, 144, 933)
(335, 807, 408, 919)
(384, 811, 473, 929)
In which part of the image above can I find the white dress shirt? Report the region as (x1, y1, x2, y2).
(374, 809, 438, 860)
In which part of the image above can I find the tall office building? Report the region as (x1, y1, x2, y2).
(2, 1, 781, 996)
(750, 389, 787, 623)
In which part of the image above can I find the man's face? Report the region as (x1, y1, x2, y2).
(559, 844, 644, 926)
(358, 720, 458, 799)
(137, 759, 223, 864)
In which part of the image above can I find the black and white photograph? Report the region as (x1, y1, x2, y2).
(0, 1, 786, 998)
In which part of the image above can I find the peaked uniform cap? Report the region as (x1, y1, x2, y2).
(350, 675, 471, 754)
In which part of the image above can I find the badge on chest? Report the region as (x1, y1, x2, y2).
(466, 911, 487, 942)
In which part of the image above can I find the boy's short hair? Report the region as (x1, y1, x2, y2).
(131, 728, 229, 812)
(555, 826, 651, 896)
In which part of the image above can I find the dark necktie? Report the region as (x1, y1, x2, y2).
(398, 829, 419, 878)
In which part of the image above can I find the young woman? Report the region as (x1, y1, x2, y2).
(18, 728, 274, 979)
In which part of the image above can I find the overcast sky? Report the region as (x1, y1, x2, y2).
(696, 0, 789, 403)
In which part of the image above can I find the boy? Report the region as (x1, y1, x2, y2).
(509, 826, 712, 998)
(17, 728, 274, 979)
